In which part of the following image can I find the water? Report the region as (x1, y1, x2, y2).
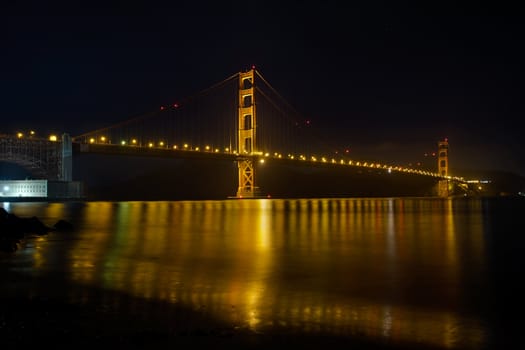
(1, 197, 524, 349)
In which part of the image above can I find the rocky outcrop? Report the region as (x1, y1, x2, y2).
(0, 207, 73, 252)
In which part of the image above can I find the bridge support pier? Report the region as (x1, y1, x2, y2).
(236, 157, 260, 198)
(438, 179, 449, 197)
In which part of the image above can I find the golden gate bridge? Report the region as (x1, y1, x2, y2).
(1, 68, 475, 199)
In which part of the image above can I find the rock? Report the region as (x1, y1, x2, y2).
(22, 216, 51, 235)
(0, 208, 72, 252)
(53, 219, 74, 231)
(0, 238, 19, 252)
(0, 210, 51, 241)
(1, 214, 26, 239)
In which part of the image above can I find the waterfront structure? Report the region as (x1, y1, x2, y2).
(0, 133, 84, 200)
(0, 179, 47, 197)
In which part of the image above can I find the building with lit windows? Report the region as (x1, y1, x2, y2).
(0, 179, 83, 200)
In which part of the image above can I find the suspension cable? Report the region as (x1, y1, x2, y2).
(73, 72, 239, 140)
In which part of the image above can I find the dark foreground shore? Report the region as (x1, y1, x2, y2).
(0, 303, 447, 350)
(0, 276, 449, 350)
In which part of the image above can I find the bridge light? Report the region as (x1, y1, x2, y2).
(132, 139, 137, 145)
(195, 147, 200, 151)
(89, 138, 95, 144)
(148, 142, 153, 147)
(184, 143, 188, 149)
(159, 141, 164, 147)
(225, 147, 229, 152)
(173, 145, 178, 149)
(100, 136, 106, 142)
(30, 130, 35, 136)
(259, 159, 265, 164)
(49, 135, 57, 142)
(121, 140, 126, 145)
(17, 132, 23, 138)
(205, 145, 210, 151)
(215, 148, 219, 153)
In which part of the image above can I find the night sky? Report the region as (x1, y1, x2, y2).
(2, 1, 524, 177)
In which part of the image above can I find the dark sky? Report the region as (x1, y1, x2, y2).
(2, 1, 524, 176)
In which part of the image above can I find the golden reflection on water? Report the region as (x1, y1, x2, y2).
(8, 198, 489, 349)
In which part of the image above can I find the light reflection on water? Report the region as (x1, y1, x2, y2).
(3, 198, 498, 348)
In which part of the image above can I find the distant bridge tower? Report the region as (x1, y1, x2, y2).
(236, 68, 260, 198)
(438, 138, 449, 197)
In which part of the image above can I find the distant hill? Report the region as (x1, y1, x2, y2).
(456, 169, 525, 196)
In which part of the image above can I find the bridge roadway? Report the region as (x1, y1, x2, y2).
(72, 142, 475, 200)
(74, 142, 451, 181)
(74, 142, 239, 162)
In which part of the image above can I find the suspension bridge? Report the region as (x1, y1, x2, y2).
(1, 68, 477, 200)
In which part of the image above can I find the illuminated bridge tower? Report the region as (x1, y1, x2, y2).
(236, 68, 260, 198)
(438, 138, 449, 197)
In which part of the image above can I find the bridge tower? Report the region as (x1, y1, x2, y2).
(236, 68, 260, 198)
(438, 138, 449, 197)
